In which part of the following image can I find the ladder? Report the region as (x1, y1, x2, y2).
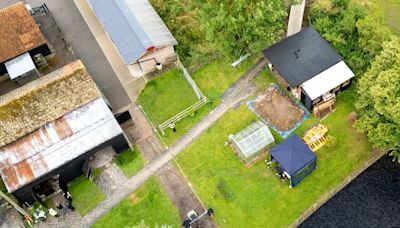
(0, 191, 32, 223)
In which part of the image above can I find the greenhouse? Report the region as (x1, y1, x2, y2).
(229, 121, 275, 164)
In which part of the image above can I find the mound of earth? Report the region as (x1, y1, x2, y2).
(253, 86, 305, 132)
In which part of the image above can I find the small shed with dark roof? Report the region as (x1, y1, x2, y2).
(263, 27, 354, 110)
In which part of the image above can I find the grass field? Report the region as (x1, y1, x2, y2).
(175, 71, 373, 227)
(115, 146, 146, 178)
(92, 178, 180, 228)
(138, 68, 198, 125)
(376, 0, 400, 35)
(138, 57, 257, 145)
(69, 177, 106, 216)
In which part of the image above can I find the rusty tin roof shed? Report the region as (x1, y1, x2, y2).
(0, 98, 122, 192)
(0, 60, 123, 192)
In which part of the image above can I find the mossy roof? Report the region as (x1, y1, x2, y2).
(0, 60, 100, 147)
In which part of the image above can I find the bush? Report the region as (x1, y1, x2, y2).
(149, 0, 218, 68)
(325, 135, 337, 148)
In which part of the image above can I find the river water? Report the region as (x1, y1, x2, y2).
(300, 155, 400, 228)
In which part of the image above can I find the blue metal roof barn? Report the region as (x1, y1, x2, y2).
(89, 0, 177, 64)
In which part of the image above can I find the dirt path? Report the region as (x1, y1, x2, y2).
(127, 104, 214, 228)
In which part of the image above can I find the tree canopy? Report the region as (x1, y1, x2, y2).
(309, 0, 391, 75)
(150, 0, 218, 69)
(199, 0, 287, 58)
(355, 37, 400, 162)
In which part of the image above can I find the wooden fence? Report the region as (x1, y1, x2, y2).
(289, 150, 386, 227)
(175, 58, 204, 99)
(159, 96, 208, 135)
(158, 60, 208, 135)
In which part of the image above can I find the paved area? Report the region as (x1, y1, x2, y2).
(94, 164, 128, 198)
(128, 104, 214, 227)
(33, 13, 75, 75)
(87, 147, 116, 169)
(0, 0, 131, 112)
(0, 207, 24, 228)
(287, 0, 306, 37)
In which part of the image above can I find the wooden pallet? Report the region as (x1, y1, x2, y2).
(303, 124, 328, 151)
(313, 98, 336, 119)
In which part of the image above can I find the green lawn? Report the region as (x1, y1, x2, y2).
(144, 57, 258, 145)
(115, 146, 146, 178)
(92, 178, 180, 228)
(69, 177, 106, 216)
(376, 0, 400, 35)
(175, 72, 373, 227)
(138, 68, 198, 125)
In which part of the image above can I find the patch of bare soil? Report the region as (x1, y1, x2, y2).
(128, 193, 143, 205)
(253, 86, 305, 132)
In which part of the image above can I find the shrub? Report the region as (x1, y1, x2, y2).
(325, 135, 337, 148)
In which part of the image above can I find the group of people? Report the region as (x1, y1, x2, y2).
(29, 176, 77, 224)
(57, 191, 75, 213)
(265, 159, 288, 181)
(59, 177, 75, 213)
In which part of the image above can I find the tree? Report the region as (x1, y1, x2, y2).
(309, 0, 391, 75)
(150, 0, 218, 68)
(355, 37, 400, 162)
(199, 0, 287, 58)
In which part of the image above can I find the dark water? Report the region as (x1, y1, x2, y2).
(300, 155, 400, 228)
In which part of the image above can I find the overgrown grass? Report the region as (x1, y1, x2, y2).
(376, 0, 400, 35)
(115, 146, 146, 178)
(91, 167, 104, 179)
(92, 178, 180, 228)
(157, 57, 257, 145)
(0, 178, 5, 192)
(138, 68, 198, 125)
(175, 73, 373, 227)
(69, 177, 106, 216)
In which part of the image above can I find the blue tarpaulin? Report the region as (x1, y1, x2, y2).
(270, 134, 316, 187)
(247, 83, 309, 139)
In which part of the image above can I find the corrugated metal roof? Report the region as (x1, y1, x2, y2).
(0, 98, 123, 192)
(0, 60, 100, 147)
(89, 0, 177, 64)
